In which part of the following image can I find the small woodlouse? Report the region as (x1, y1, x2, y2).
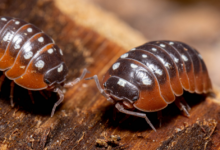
(87, 40, 212, 131)
(0, 16, 88, 117)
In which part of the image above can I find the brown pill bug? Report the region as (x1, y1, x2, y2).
(0, 16, 88, 117)
(87, 40, 212, 131)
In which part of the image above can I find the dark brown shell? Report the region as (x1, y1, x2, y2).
(0, 16, 68, 90)
(102, 40, 212, 112)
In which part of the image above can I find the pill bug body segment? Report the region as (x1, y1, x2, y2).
(0, 16, 87, 116)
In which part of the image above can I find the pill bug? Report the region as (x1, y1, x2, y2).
(0, 16, 88, 117)
(87, 40, 212, 131)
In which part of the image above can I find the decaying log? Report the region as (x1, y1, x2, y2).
(0, 0, 219, 149)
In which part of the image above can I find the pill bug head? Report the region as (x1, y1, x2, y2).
(103, 76, 140, 104)
(44, 63, 68, 87)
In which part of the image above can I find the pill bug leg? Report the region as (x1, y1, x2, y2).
(85, 75, 114, 103)
(174, 97, 191, 117)
(180, 97, 191, 111)
(39, 91, 48, 99)
(113, 106, 131, 122)
(51, 88, 64, 117)
(10, 81, 15, 107)
(113, 106, 117, 121)
(50, 68, 89, 117)
(64, 68, 89, 88)
(115, 103, 156, 132)
(157, 111, 162, 128)
(0, 74, 5, 91)
(28, 90, 35, 104)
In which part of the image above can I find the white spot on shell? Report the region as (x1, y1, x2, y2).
(142, 54, 147, 58)
(152, 48, 157, 51)
(26, 46, 32, 51)
(60, 49, 63, 55)
(160, 44, 166, 47)
(117, 78, 127, 87)
(131, 63, 138, 69)
(112, 62, 120, 70)
(170, 54, 179, 63)
(158, 57, 165, 64)
(48, 48, 53, 54)
(14, 44, 20, 49)
(158, 57, 171, 68)
(181, 55, 188, 61)
(1, 18, 7, 21)
(130, 48, 136, 51)
(57, 64, 63, 72)
(38, 37, 44, 42)
(147, 63, 163, 76)
(3, 32, 13, 42)
(174, 58, 179, 63)
(14, 36, 22, 49)
(24, 51, 33, 59)
(142, 76, 152, 85)
(198, 54, 202, 59)
(35, 60, 45, 69)
(121, 53, 128, 58)
(27, 28, 32, 32)
(15, 21, 20, 25)
(169, 42, 174, 45)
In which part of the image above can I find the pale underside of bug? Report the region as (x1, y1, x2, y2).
(87, 40, 212, 131)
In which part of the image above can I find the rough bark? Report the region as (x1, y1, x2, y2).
(0, 0, 219, 149)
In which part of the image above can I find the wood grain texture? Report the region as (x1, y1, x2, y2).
(0, 0, 219, 150)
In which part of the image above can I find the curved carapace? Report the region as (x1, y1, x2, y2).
(88, 40, 212, 131)
(0, 16, 89, 117)
(102, 40, 212, 112)
(0, 16, 68, 90)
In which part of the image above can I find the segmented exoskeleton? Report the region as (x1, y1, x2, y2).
(87, 40, 212, 131)
(0, 16, 88, 116)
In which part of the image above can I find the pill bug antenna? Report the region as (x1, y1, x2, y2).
(85, 75, 114, 103)
(64, 68, 90, 88)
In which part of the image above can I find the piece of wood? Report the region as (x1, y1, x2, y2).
(0, 0, 219, 149)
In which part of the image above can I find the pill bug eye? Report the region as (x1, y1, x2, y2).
(44, 79, 51, 84)
(103, 82, 107, 88)
(132, 96, 138, 101)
